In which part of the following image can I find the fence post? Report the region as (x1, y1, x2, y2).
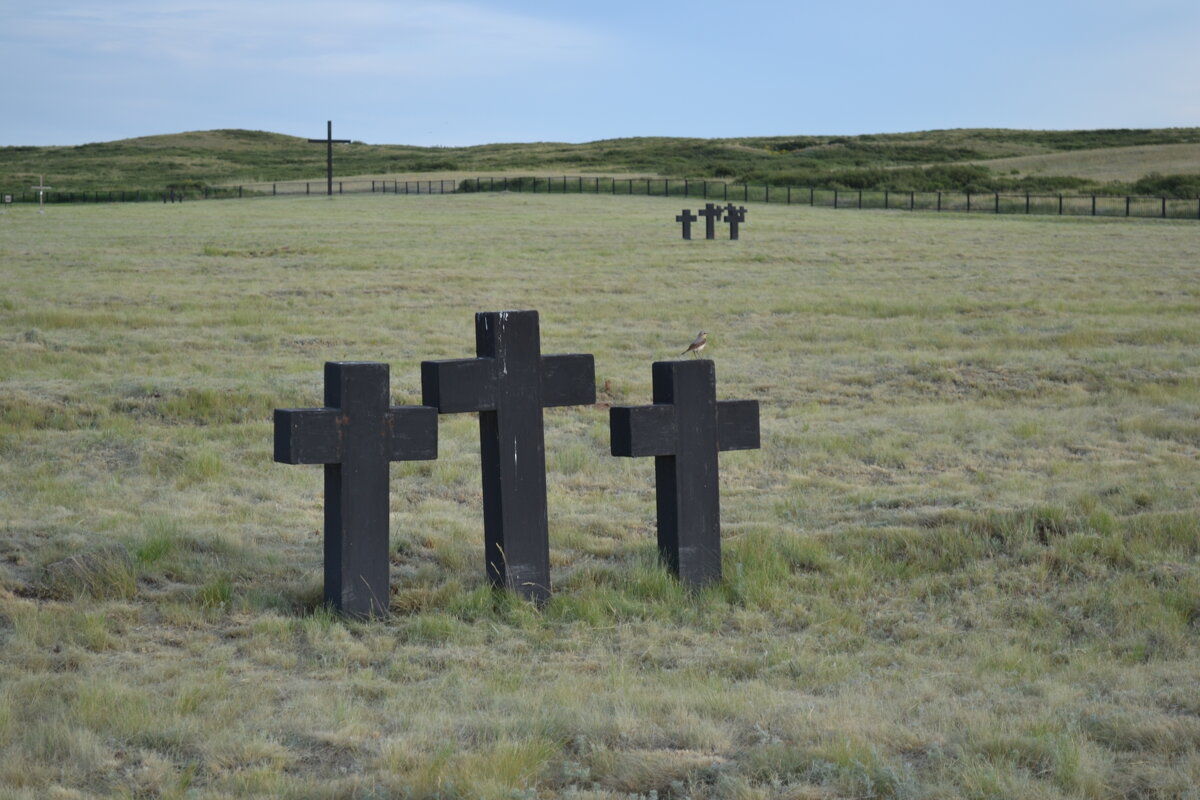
(910, 191, 914, 210)
(995, 193, 1000, 214)
(723, 183, 728, 201)
(1162, 197, 1167, 219)
(858, 190, 863, 210)
(1092, 195, 1096, 216)
(810, 187, 814, 206)
(1026, 193, 1030, 214)
(834, 190, 839, 209)
(966, 191, 971, 212)
(787, 186, 792, 205)
(937, 192, 942, 212)
(239, 186, 243, 198)
(1059, 195, 1063, 215)
(884, 190, 889, 209)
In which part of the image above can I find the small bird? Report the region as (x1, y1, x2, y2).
(681, 331, 708, 357)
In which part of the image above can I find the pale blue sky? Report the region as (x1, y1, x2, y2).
(3, 0, 1198, 146)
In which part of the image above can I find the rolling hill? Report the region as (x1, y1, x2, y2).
(3, 127, 1200, 196)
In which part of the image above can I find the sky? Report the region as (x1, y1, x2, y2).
(2, 0, 1199, 147)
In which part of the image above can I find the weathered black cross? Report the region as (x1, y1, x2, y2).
(274, 362, 437, 618)
(675, 209, 698, 240)
(421, 310, 595, 603)
(698, 203, 723, 240)
(723, 204, 747, 240)
(308, 120, 351, 197)
(609, 359, 759, 587)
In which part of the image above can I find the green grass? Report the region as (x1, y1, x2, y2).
(4, 126, 1200, 196)
(1, 194, 1199, 798)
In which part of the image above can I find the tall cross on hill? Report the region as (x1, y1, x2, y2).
(308, 121, 351, 196)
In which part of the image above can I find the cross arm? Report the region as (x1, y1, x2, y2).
(541, 354, 596, 408)
(610, 404, 677, 457)
(716, 400, 760, 452)
(274, 408, 342, 464)
(386, 406, 438, 460)
(421, 358, 497, 413)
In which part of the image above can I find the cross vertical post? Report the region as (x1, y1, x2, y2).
(698, 203, 722, 240)
(610, 360, 760, 587)
(274, 362, 438, 618)
(675, 209, 697, 240)
(308, 121, 351, 197)
(422, 310, 595, 602)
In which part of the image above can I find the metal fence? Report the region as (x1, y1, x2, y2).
(456, 176, 1200, 221)
(5, 175, 1199, 221)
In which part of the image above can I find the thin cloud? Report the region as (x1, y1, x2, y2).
(4, 1, 610, 79)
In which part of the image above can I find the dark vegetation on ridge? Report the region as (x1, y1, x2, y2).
(3, 127, 1200, 197)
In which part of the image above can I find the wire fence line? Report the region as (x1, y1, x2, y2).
(5, 175, 1200, 221)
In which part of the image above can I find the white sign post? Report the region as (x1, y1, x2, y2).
(31, 175, 52, 213)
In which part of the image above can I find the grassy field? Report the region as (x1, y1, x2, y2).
(1, 193, 1199, 799)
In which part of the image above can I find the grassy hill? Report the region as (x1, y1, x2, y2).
(4, 127, 1200, 197)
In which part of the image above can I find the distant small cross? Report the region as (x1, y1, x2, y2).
(422, 310, 595, 603)
(31, 175, 52, 213)
(698, 203, 722, 240)
(610, 359, 760, 587)
(675, 209, 698, 240)
(308, 120, 352, 196)
(274, 362, 438, 618)
(723, 205, 747, 240)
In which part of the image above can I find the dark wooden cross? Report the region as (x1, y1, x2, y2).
(675, 209, 698, 240)
(274, 361, 437, 618)
(610, 359, 759, 588)
(723, 204, 747, 240)
(698, 203, 722, 240)
(421, 310, 595, 603)
(308, 120, 351, 196)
